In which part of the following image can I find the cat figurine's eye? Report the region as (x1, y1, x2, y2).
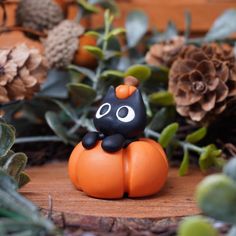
(116, 105, 135, 122)
(95, 103, 111, 119)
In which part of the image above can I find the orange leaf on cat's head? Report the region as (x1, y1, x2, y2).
(115, 85, 137, 99)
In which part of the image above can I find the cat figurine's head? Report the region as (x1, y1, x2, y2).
(93, 86, 146, 139)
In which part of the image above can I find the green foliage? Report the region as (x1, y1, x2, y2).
(178, 216, 219, 236)
(125, 10, 148, 48)
(0, 121, 15, 157)
(67, 83, 97, 106)
(205, 9, 236, 41)
(0, 121, 29, 188)
(0, 170, 56, 235)
(158, 122, 179, 148)
(45, 111, 70, 144)
(185, 127, 207, 144)
(124, 64, 151, 82)
(179, 148, 189, 176)
(149, 91, 174, 106)
(199, 145, 223, 172)
(84, 45, 104, 60)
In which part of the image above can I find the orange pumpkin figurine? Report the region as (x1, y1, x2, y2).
(68, 77, 168, 199)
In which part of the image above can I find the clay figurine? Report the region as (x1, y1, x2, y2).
(68, 77, 168, 199)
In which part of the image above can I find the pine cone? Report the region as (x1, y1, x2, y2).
(16, 0, 64, 32)
(0, 44, 48, 104)
(169, 43, 236, 123)
(43, 20, 84, 69)
(145, 36, 185, 68)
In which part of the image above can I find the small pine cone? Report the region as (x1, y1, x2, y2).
(145, 36, 185, 68)
(16, 0, 64, 32)
(43, 20, 84, 69)
(0, 44, 48, 104)
(169, 43, 236, 123)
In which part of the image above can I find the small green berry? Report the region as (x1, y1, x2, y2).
(178, 216, 218, 236)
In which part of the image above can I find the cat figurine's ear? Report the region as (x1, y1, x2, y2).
(130, 89, 145, 107)
(103, 86, 116, 101)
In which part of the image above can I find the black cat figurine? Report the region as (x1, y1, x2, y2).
(82, 85, 147, 152)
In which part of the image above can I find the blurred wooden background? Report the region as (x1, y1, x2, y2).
(1, 0, 236, 48)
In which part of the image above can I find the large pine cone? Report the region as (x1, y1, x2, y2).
(16, 0, 64, 32)
(0, 44, 48, 104)
(145, 36, 185, 68)
(169, 43, 236, 123)
(43, 20, 84, 69)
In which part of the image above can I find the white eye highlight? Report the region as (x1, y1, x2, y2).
(116, 106, 135, 123)
(96, 103, 111, 119)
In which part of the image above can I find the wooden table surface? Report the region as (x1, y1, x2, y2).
(21, 162, 203, 219)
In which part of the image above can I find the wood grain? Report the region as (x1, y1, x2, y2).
(21, 162, 203, 219)
(1, 0, 236, 32)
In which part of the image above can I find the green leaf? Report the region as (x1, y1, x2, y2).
(101, 70, 124, 78)
(45, 111, 69, 144)
(125, 10, 148, 48)
(185, 127, 207, 144)
(125, 65, 151, 82)
(205, 9, 236, 41)
(85, 30, 101, 38)
(199, 145, 222, 172)
(104, 50, 122, 60)
(159, 122, 179, 148)
(107, 28, 126, 39)
(148, 107, 176, 132)
(18, 172, 30, 188)
(67, 83, 96, 106)
(84, 45, 104, 60)
(92, 0, 119, 15)
(0, 122, 15, 157)
(68, 65, 96, 81)
(77, 0, 100, 13)
(52, 100, 78, 122)
(149, 91, 175, 106)
(39, 69, 69, 99)
(179, 148, 190, 176)
(3, 152, 28, 183)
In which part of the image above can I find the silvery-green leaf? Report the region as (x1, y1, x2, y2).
(67, 83, 96, 106)
(68, 65, 96, 82)
(0, 122, 15, 157)
(52, 100, 78, 122)
(205, 9, 236, 41)
(3, 152, 28, 182)
(39, 69, 69, 99)
(125, 10, 148, 48)
(45, 111, 69, 144)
